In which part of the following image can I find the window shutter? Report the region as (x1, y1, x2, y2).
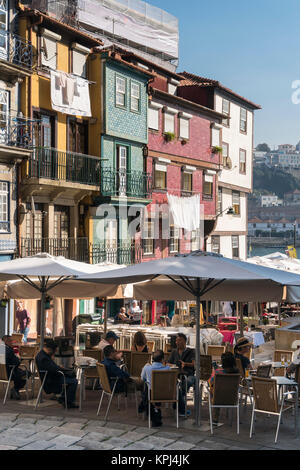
(148, 107, 159, 130)
(72, 49, 87, 78)
(212, 127, 220, 146)
(179, 117, 189, 139)
(164, 112, 175, 133)
(41, 36, 57, 70)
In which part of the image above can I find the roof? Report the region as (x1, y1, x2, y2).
(97, 47, 154, 79)
(151, 88, 225, 121)
(249, 217, 263, 223)
(19, 7, 103, 48)
(179, 71, 261, 110)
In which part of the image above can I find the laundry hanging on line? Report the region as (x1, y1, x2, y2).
(50, 70, 91, 117)
(167, 193, 201, 232)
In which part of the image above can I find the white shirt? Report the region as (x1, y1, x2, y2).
(292, 349, 300, 365)
(98, 339, 110, 351)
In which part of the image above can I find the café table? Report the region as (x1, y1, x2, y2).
(75, 362, 98, 412)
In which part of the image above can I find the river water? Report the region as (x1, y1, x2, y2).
(249, 246, 287, 257)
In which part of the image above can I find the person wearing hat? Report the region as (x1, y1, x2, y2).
(98, 331, 120, 351)
(35, 338, 78, 408)
(234, 337, 253, 374)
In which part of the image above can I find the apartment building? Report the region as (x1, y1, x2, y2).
(178, 73, 261, 259)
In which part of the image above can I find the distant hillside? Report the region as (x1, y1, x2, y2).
(253, 164, 300, 198)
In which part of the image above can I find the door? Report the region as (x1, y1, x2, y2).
(0, 89, 8, 144)
(117, 145, 127, 196)
(68, 119, 88, 154)
(0, 1, 8, 61)
(24, 203, 44, 255)
(105, 219, 118, 263)
(33, 113, 55, 178)
(54, 206, 70, 257)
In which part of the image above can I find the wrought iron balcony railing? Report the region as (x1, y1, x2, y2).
(101, 167, 152, 199)
(28, 147, 101, 186)
(0, 113, 37, 149)
(18, 238, 142, 265)
(0, 31, 33, 68)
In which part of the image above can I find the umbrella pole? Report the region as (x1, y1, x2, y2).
(195, 291, 201, 426)
(104, 299, 107, 336)
(40, 278, 46, 349)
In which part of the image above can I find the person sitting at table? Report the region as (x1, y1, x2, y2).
(131, 331, 148, 352)
(140, 349, 170, 427)
(167, 333, 195, 417)
(98, 331, 120, 351)
(115, 307, 132, 324)
(35, 338, 78, 409)
(234, 337, 253, 374)
(129, 301, 142, 324)
(2, 335, 29, 400)
(209, 352, 239, 425)
(101, 345, 131, 393)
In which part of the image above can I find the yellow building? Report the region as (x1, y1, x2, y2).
(17, 6, 103, 261)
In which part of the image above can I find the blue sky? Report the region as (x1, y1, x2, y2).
(149, 0, 300, 148)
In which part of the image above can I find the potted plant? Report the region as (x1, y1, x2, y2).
(212, 145, 222, 154)
(164, 132, 176, 142)
(181, 139, 187, 145)
(0, 298, 8, 308)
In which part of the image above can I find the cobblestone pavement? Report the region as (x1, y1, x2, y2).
(0, 409, 299, 450)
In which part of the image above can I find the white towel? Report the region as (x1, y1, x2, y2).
(50, 70, 91, 117)
(167, 193, 201, 232)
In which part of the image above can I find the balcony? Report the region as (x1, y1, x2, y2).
(19, 0, 77, 26)
(101, 167, 152, 199)
(0, 113, 38, 162)
(0, 31, 33, 79)
(18, 238, 142, 265)
(28, 147, 101, 187)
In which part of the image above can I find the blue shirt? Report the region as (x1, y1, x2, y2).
(141, 362, 170, 388)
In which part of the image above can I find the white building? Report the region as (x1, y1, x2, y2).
(261, 195, 283, 207)
(278, 153, 300, 168)
(179, 73, 261, 260)
(248, 218, 300, 236)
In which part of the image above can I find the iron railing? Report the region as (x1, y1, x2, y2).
(0, 113, 38, 149)
(101, 167, 152, 198)
(0, 31, 33, 68)
(28, 147, 101, 186)
(18, 238, 142, 265)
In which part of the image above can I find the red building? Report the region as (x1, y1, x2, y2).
(117, 47, 225, 261)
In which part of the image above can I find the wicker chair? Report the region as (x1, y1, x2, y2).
(148, 369, 179, 429)
(207, 373, 241, 434)
(120, 350, 132, 374)
(207, 345, 225, 362)
(273, 350, 293, 363)
(256, 364, 272, 378)
(96, 362, 138, 420)
(130, 352, 152, 380)
(84, 350, 102, 362)
(250, 376, 296, 443)
(0, 364, 16, 404)
(11, 333, 24, 345)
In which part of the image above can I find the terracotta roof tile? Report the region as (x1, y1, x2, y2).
(179, 71, 261, 110)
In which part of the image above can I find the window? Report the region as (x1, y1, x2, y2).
(25, 203, 44, 240)
(222, 99, 230, 126)
(143, 220, 154, 255)
(211, 126, 221, 147)
(211, 236, 220, 254)
(191, 228, 201, 251)
(0, 88, 8, 145)
(239, 149, 246, 173)
(168, 83, 177, 95)
(116, 76, 126, 107)
(0, 182, 9, 232)
(130, 81, 140, 112)
(72, 43, 89, 78)
(203, 173, 213, 199)
(41, 29, 61, 70)
(232, 236, 239, 258)
(169, 225, 180, 253)
(182, 171, 192, 193)
(232, 191, 240, 216)
(148, 104, 160, 131)
(222, 142, 231, 168)
(217, 187, 222, 216)
(179, 117, 189, 140)
(0, 1, 8, 54)
(240, 107, 247, 133)
(154, 163, 167, 190)
(163, 108, 176, 134)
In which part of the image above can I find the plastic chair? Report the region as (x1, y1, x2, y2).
(273, 350, 293, 363)
(11, 333, 24, 345)
(207, 373, 241, 434)
(148, 369, 179, 429)
(130, 352, 152, 379)
(250, 376, 296, 443)
(256, 364, 272, 378)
